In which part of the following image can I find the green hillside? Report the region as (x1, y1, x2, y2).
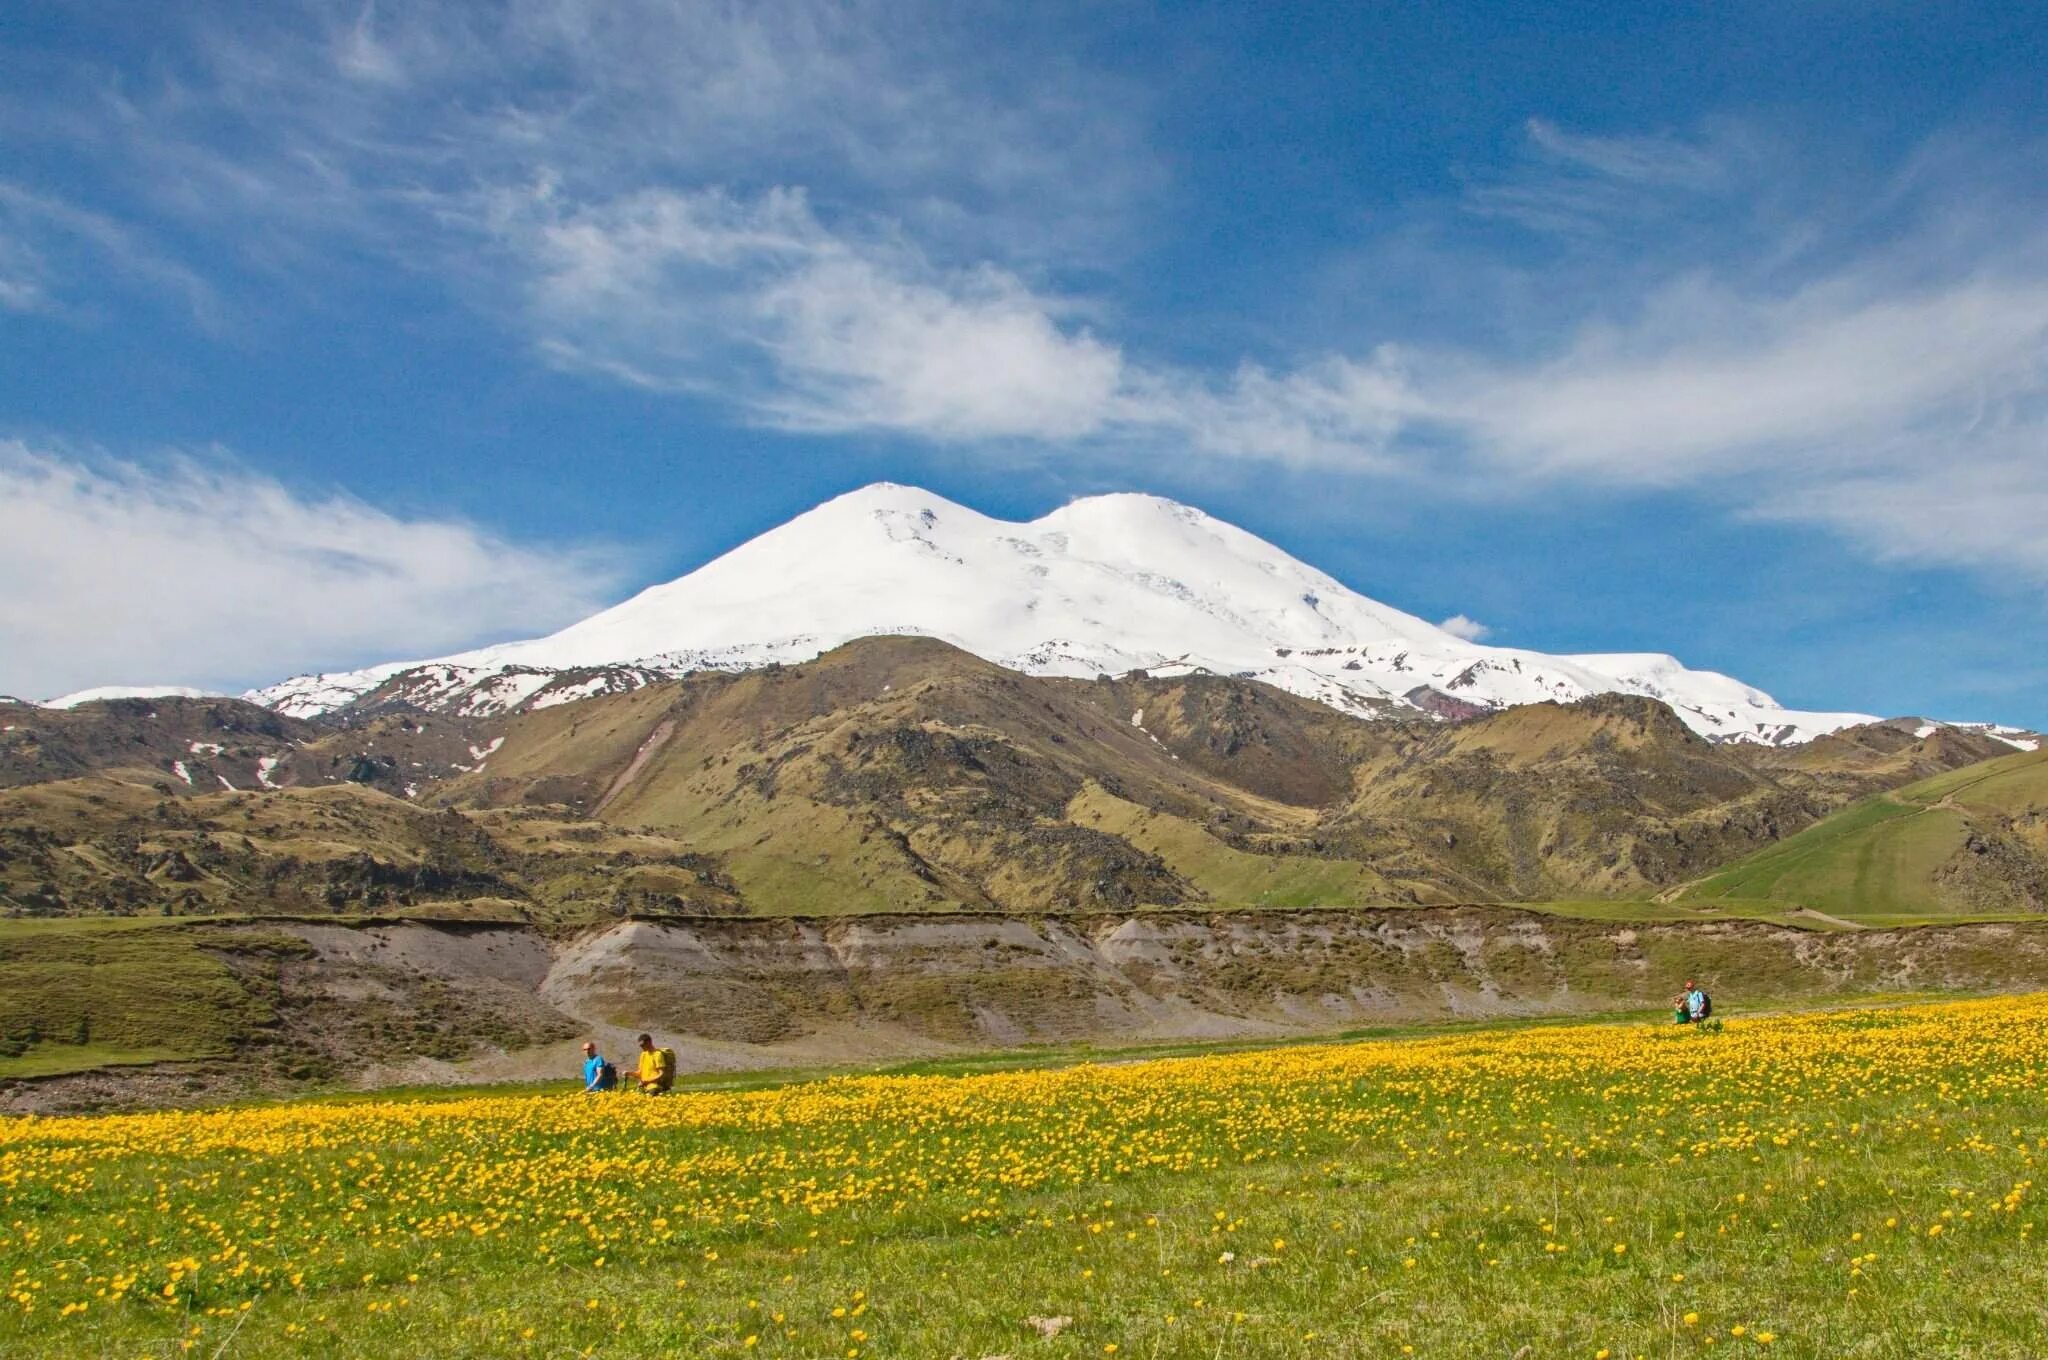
(1681, 746, 2048, 919)
(0, 917, 283, 1079)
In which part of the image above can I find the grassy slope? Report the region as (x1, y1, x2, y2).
(1066, 781, 1391, 907)
(0, 913, 590, 1085)
(1895, 746, 2048, 809)
(1332, 696, 1819, 900)
(1682, 747, 2048, 917)
(515, 642, 1344, 914)
(0, 774, 736, 923)
(1504, 897, 1845, 927)
(5, 996, 2047, 1358)
(438, 640, 2027, 911)
(0, 917, 282, 1078)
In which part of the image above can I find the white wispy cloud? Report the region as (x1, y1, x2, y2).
(1267, 120, 2048, 583)
(1523, 118, 1737, 190)
(0, 442, 623, 699)
(333, 2, 404, 84)
(1400, 127, 2048, 582)
(1455, 277, 2048, 477)
(1754, 455, 2048, 578)
(114, 0, 1154, 268)
(1437, 614, 1491, 642)
(508, 185, 1125, 440)
(504, 183, 1423, 456)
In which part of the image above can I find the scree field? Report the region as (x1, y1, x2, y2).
(4, 997, 2046, 1358)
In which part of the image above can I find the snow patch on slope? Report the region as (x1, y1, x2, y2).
(1940, 721, 2042, 752)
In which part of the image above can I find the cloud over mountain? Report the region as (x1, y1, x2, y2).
(0, 442, 620, 699)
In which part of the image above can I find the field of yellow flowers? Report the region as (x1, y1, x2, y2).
(4, 995, 2046, 1357)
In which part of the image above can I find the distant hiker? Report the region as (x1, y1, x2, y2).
(581, 1041, 618, 1093)
(635, 1033, 677, 1094)
(1672, 993, 1692, 1025)
(1683, 979, 1712, 1023)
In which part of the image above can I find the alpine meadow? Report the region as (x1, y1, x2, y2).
(7, 2, 2048, 1357)
(6, 997, 2047, 1357)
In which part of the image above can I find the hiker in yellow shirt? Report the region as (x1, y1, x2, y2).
(635, 1032, 676, 1094)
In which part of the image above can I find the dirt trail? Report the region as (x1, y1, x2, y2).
(1791, 907, 1868, 930)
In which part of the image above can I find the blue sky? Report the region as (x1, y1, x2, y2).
(3, 1, 2046, 727)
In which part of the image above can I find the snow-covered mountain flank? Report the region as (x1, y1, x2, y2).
(237, 482, 1932, 746)
(41, 685, 220, 710)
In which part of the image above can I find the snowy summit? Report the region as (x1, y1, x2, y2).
(248, 484, 1877, 744)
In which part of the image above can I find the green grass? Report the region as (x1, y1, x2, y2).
(1891, 746, 2048, 810)
(1683, 794, 1958, 917)
(1069, 782, 1389, 907)
(0, 1044, 192, 1079)
(1832, 911, 2048, 928)
(5, 994, 2047, 1357)
(1505, 897, 1839, 926)
(0, 916, 288, 1079)
(689, 795, 952, 915)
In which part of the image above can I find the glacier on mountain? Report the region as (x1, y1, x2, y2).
(249, 483, 1877, 744)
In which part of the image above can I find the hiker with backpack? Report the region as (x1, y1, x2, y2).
(581, 1041, 619, 1093)
(635, 1032, 677, 1094)
(1675, 979, 1712, 1024)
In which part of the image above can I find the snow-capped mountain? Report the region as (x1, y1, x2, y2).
(246, 483, 1895, 745)
(43, 684, 221, 709)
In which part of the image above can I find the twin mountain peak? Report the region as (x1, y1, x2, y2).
(69, 483, 2038, 750)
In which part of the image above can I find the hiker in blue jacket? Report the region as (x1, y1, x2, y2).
(581, 1041, 619, 1093)
(1672, 980, 1713, 1024)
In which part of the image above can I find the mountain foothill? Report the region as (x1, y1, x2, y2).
(4, 633, 2042, 923)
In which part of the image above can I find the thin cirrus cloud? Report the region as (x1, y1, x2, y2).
(0, 181, 218, 325)
(1458, 277, 2048, 479)
(0, 442, 623, 699)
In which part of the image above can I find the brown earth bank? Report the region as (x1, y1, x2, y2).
(7, 906, 2048, 1114)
